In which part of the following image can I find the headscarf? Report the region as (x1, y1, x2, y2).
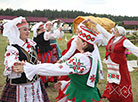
(115, 25, 126, 36)
(44, 21, 53, 29)
(3, 16, 29, 45)
(78, 23, 104, 87)
(31, 22, 43, 37)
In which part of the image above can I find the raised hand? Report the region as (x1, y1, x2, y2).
(82, 19, 89, 24)
(87, 18, 97, 25)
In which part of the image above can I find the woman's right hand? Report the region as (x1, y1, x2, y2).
(54, 81, 62, 89)
(87, 19, 97, 25)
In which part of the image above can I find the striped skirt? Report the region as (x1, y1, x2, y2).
(37, 49, 59, 83)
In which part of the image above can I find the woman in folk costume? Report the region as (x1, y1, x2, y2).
(32, 22, 51, 87)
(13, 20, 104, 102)
(88, 19, 138, 102)
(0, 17, 49, 102)
(45, 20, 64, 61)
(55, 25, 80, 102)
(31, 22, 45, 52)
(32, 22, 63, 86)
(55, 20, 103, 102)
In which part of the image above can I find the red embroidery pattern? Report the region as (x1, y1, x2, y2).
(23, 42, 31, 49)
(5, 51, 19, 71)
(82, 99, 86, 102)
(66, 57, 86, 73)
(31, 83, 35, 101)
(24, 87, 27, 101)
(79, 30, 95, 42)
(6, 53, 10, 56)
(5, 51, 18, 57)
(108, 73, 120, 80)
(59, 65, 63, 69)
(36, 88, 41, 102)
(105, 84, 132, 98)
(92, 99, 101, 102)
(68, 58, 75, 63)
(90, 75, 95, 82)
(27, 44, 31, 48)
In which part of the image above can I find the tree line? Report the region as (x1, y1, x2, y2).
(0, 8, 138, 28)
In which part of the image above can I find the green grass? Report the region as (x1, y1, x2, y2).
(0, 33, 138, 102)
(0, 35, 8, 94)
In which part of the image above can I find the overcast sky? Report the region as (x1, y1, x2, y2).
(0, 0, 138, 17)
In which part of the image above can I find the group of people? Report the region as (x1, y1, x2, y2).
(0, 16, 138, 102)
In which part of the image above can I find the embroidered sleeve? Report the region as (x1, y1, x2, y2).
(24, 53, 90, 80)
(4, 46, 21, 78)
(65, 56, 87, 73)
(123, 39, 138, 57)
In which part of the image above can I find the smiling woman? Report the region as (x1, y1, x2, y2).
(88, 18, 138, 102)
(0, 16, 49, 102)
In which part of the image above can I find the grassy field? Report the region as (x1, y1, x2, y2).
(0, 33, 138, 102)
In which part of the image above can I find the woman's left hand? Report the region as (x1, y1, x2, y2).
(13, 62, 24, 73)
(56, 59, 62, 63)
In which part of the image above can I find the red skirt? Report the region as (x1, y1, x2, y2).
(37, 48, 59, 83)
(102, 62, 133, 102)
(103, 82, 133, 102)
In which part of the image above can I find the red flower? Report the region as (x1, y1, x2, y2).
(73, 62, 76, 65)
(80, 68, 84, 72)
(77, 67, 80, 70)
(6, 53, 10, 56)
(73, 66, 76, 70)
(77, 62, 81, 66)
(59, 65, 63, 69)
